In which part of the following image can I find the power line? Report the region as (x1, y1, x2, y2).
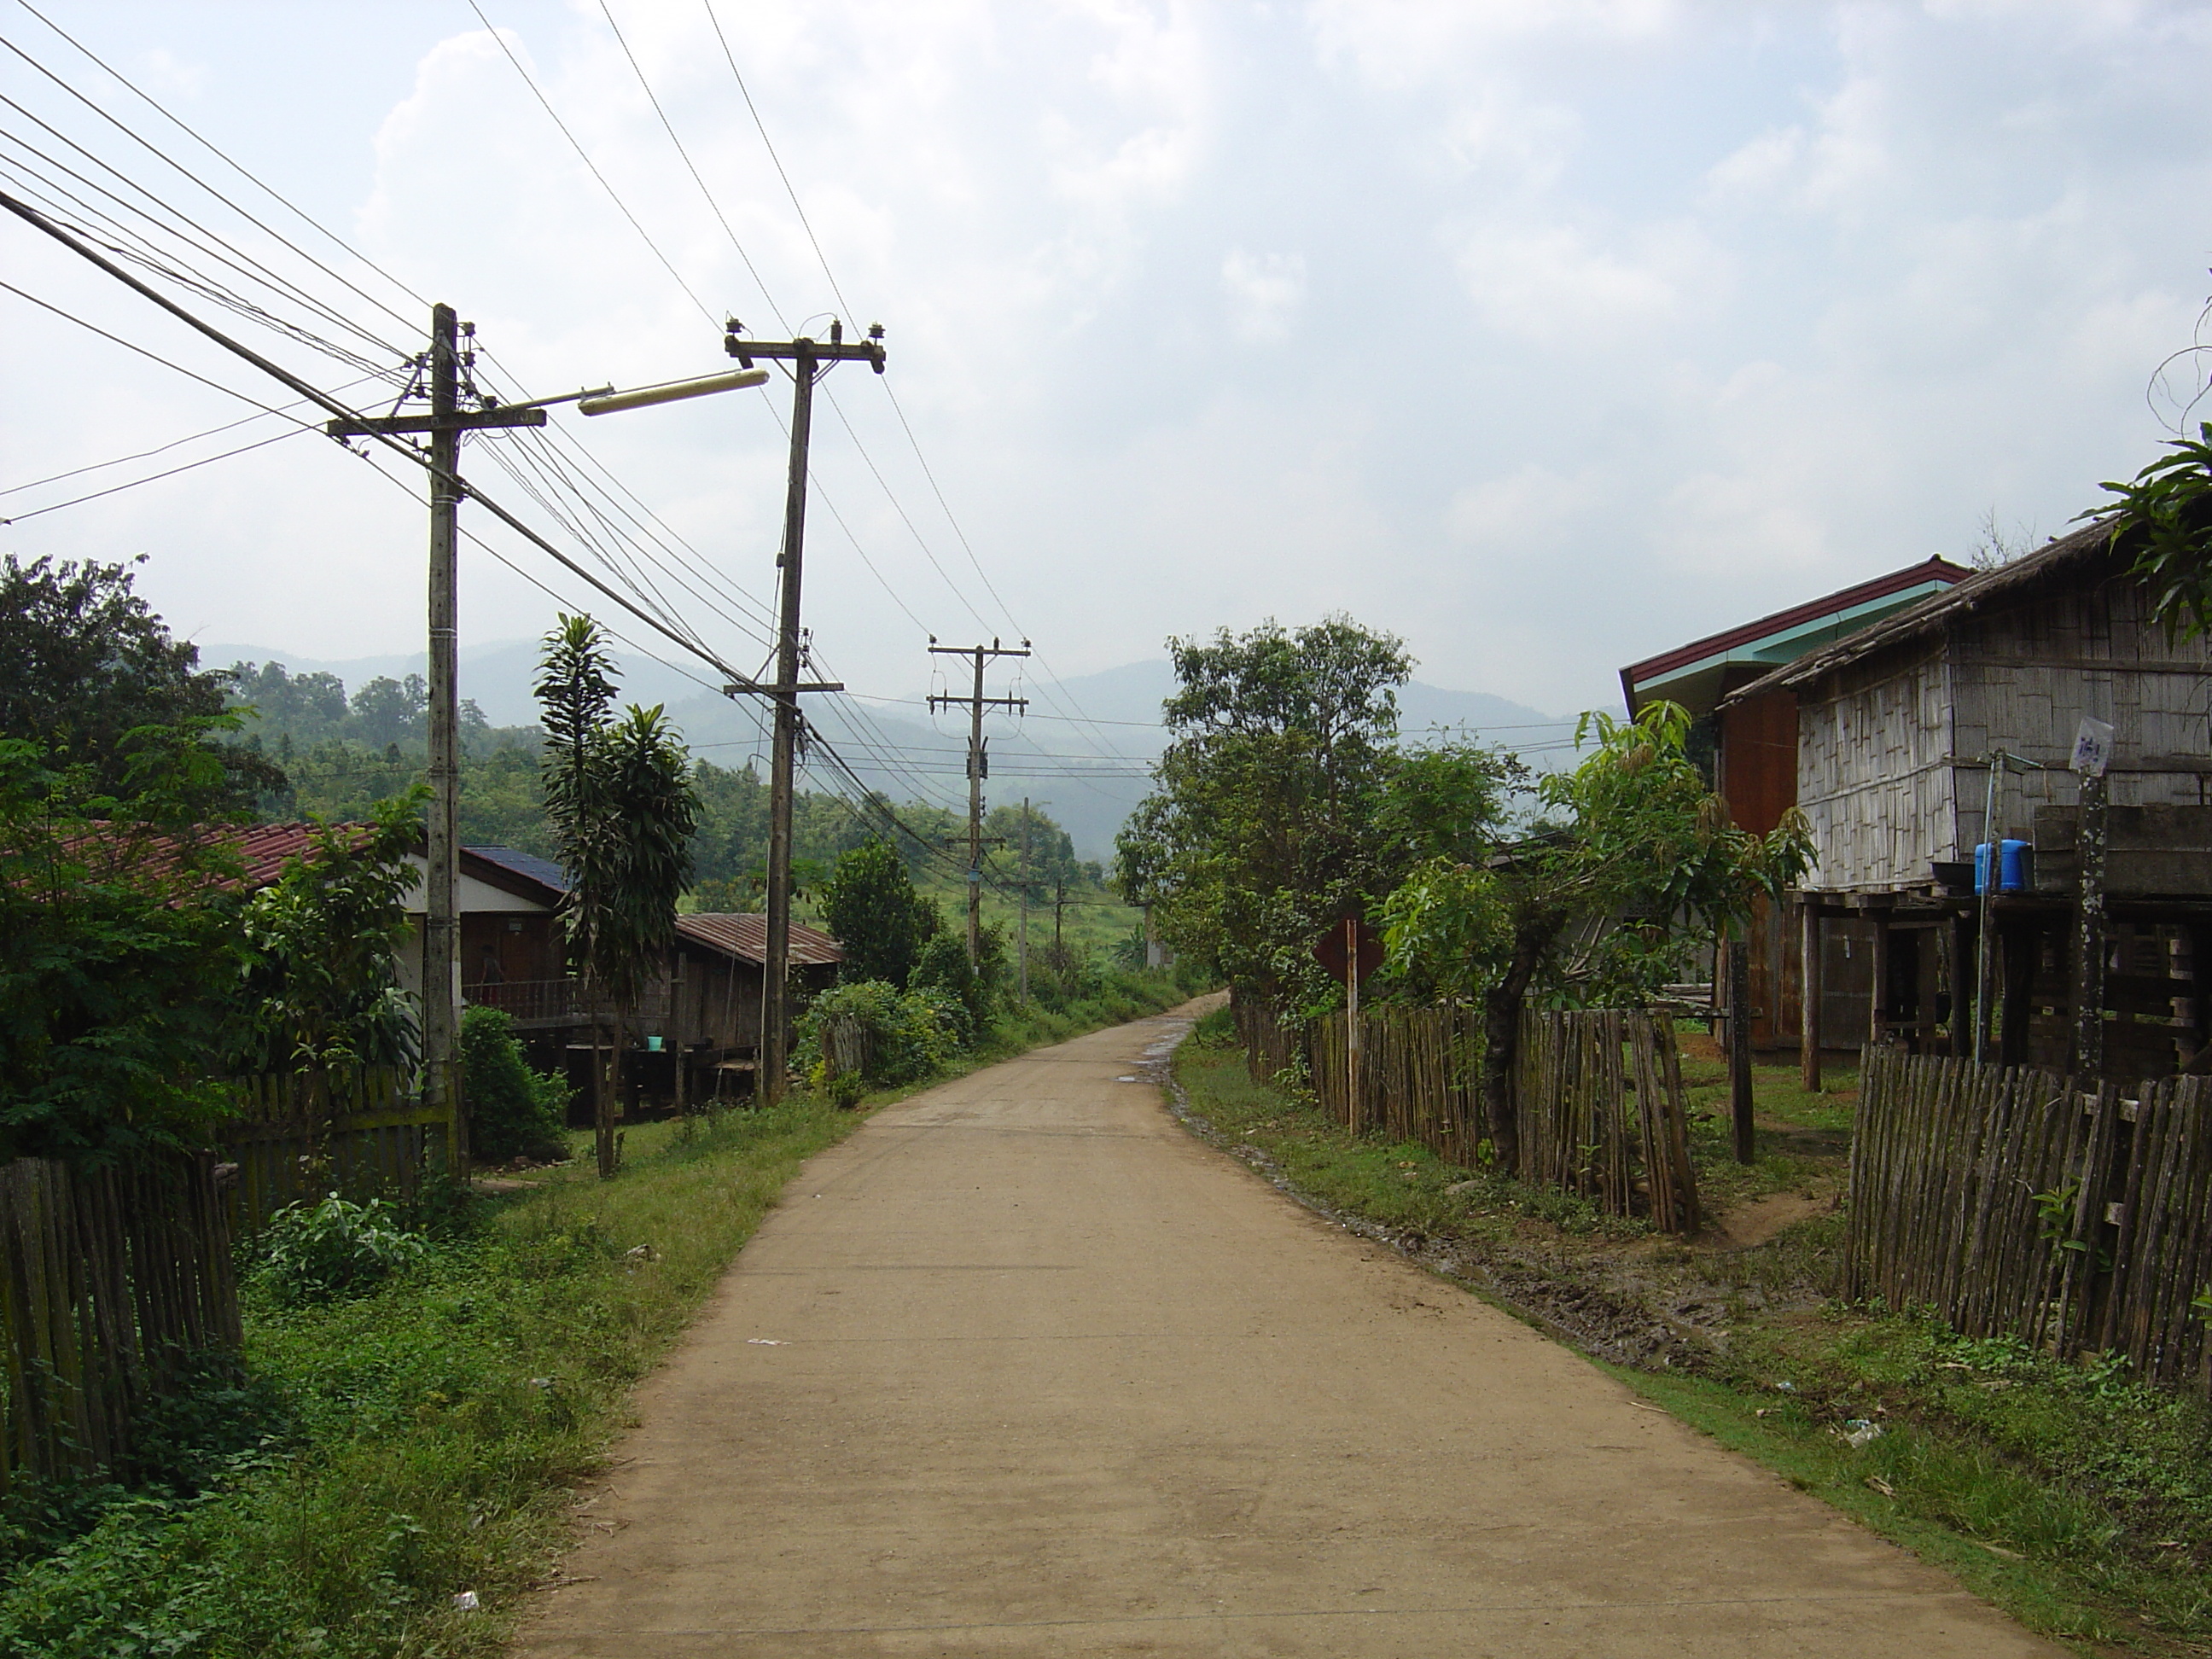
(465, 0, 720, 331)
(1, 370, 386, 498)
(0, 426, 306, 525)
(0, 20, 421, 341)
(10, 0, 431, 319)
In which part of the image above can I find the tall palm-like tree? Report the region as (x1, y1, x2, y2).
(536, 616, 698, 1177)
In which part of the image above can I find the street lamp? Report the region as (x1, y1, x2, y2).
(578, 365, 770, 416)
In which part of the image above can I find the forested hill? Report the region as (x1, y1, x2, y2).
(221, 659, 1102, 913)
(210, 646, 1575, 862)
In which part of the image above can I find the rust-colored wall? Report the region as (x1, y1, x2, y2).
(1719, 687, 1798, 837)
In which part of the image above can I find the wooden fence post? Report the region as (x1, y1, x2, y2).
(1801, 899, 1824, 1094)
(1729, 937, 1755, 1163)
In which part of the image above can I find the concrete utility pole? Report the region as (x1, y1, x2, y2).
(328, 305, 549, 1157)
(720, 320, 885, 1105)
(928, 639, 1030, 964)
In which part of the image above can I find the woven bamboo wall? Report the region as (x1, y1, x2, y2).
(1799, 573, 2212, 893)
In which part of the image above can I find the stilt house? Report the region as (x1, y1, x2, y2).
(1621, 556, 1971, 1051)
(1724, 519, 2212, 1080)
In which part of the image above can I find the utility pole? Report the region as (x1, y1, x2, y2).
(720, 319, 885, 1105)
(1017, 799, 1032, 1003)
(928, 638, 1030, 964)
(327, 306, 548, 1159)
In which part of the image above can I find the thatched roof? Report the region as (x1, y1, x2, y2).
(1720, 515, 2123, 707)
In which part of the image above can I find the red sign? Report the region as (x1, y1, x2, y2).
(1313, 915, 1385, 985)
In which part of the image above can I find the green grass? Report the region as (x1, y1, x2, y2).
(0, 975, 1210, 1658)
(1173, 1024, 2212, 1657)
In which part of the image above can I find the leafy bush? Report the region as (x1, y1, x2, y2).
(459, 1004, 571, 1163)
(796, 980, 961, 1101)
(248, 1194, 430, 1307)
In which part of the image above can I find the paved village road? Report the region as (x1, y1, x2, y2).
(514, 998, 2058, 1659)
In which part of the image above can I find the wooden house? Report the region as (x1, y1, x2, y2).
(1621, 556, 1970, 1051)
(455, 862, 845, 1103)
(1727, 520, 2212, 1080)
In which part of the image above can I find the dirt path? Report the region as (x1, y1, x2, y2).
(514, 1001, 2058, 1657)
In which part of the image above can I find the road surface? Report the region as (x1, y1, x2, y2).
(515, 998, 2058, 1657)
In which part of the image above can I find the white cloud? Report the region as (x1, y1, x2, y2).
(1220, 250, 1306, 343)
(1455, 220, 1728, 346)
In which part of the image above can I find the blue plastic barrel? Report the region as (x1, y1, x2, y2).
(1974, 840, 2032, 894)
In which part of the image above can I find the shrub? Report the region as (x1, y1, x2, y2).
(459, 1004, 571, 1163)
(249, 1194, 430, 1307)
(796, 980, 961, 1101)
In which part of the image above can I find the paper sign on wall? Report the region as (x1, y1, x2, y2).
(2072, 715, 2114, 777)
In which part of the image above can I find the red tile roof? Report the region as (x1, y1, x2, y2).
(674, 911, 844, 967)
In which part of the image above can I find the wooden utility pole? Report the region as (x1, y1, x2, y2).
(425, 307, 462, 1150)
(1017, 799, 1032, 1003)
(327, 305, 550, 1159)
(719, 321, 884, 1103)
(928, 639, 1029, 963)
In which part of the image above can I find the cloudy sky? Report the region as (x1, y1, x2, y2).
(5, 0, 2212, 720)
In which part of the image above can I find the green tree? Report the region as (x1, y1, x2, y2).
(0, 725, 253, 1164)
(536, 616, 699, 1178)
(818, 841, 943, 987)
(0, 554, 280, 812)
(1382, 701, 1811, 1173)
(235, 792, 424, 1077)
(1115, 616, 1413, 1006)
(2093, 424, 2212, 637)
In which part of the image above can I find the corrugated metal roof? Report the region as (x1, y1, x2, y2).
(1724, 519, 2117, 707)
(1621, 556, 1971, 690)
(465, 844, 570, 895)
(674, 911, 844, 967)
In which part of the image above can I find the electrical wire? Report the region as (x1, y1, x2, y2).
(464, 0, 720, 331)
(1, 426, 307, 525)
(0, 24, 421, 343)
(2, 370, 387, 498)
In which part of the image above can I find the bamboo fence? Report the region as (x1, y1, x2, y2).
(1850, 1047, 2212, 1395)
(1309, 1004, 1487, 1171)
(0, 1154, 239, 1493)
(1288, 1002, 1700, 1234)
(1516, 1009, 1701, 1235)
(1231, 992, 1303, 1087)
(218, 1063, 458, 1232)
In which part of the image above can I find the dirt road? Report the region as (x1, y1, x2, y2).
(515, 1001, 2057, 1657)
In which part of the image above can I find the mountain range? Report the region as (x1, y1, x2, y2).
(201, 642, 1581, 860)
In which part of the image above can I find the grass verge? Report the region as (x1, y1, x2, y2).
(0, 974, 1208, 1658)
(1172, 1010, 2212, 1657)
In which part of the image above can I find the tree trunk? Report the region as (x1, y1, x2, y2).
(597, 1010, 624, 1179)
(1477, 919, 1557, 1177)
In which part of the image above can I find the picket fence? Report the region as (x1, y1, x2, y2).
(0, 1154, 239, 1492)
(1851, 1047, 2212, 1395)
(1310, 1004, 1487, 1172)
(219, 1063, 458, 1232)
